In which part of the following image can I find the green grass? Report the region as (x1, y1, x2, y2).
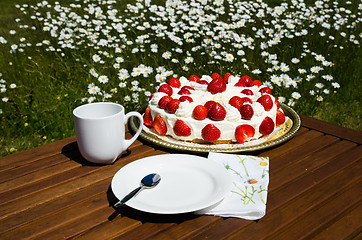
(0, 0, 361, 157)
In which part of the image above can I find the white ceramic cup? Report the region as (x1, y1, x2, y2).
(73, 102, 143, 164)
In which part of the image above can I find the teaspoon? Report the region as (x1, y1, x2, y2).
(114, 173, 161, 208)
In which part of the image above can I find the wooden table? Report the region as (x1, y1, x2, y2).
(0, 115, 361, 239)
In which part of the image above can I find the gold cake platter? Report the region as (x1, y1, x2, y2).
(129, 103, 301, 153)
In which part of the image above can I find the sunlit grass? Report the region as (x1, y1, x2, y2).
(0, 0, 361, 156)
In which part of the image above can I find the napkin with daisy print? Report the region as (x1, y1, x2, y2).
(197, 152, 269, 220)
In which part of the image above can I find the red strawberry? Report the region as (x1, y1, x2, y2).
(177, 88, 190, 95)
(207, 77, 227, 94)
(165, 99, 181, 114)
(235, 124, 255, 143)
(234, 81, 247, 87)
(208, 102, 226, 121)
(143, 107, 153, 127)
(158, 95, 173, 109)
(259, 117, 275, 135)
(276, 109, 286, 126)
(240, 97, 252, 105)
(235, 75, 252, 87)
(189, 75, 200, 82)
(182, 86, 195, 91)
(178, 86, 194, 95)
(211, 73, 221, 80)
(204, 100, 216, 111)
(229, 96, 244, 109)
(173, 119, 191, 137)
(223, 73, 232, 83)
(239, 104, 254, 120)
(229, 96, 252, 109)
(257, 95, 273, 111)
(193, 105, 208, 120)
(198, 80, 209, 85)
(201, 124, 221, 142)
(167, 77, 181, 88)
(158, 83, 173, 96)
(153, 115, 167, 135)
(251, 80, 262, 87)
(274, 98, 281, 109)
(179, 96, 193, 102)
(259, 86, 272, 95)
(241, 89, 253, 95)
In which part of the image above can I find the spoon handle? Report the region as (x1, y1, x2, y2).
(114, 186, 143, 208)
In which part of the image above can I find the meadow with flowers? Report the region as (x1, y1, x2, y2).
(0, 0, 361, 156)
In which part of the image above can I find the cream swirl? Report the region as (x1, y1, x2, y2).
(225, 105, 241, 122)
(253, 102, 265, 117)
(175, 101, 195, 118)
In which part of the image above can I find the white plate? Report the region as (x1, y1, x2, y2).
(111, 154, 232, 214)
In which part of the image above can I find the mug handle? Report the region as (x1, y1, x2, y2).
(124, 111, 143, 150)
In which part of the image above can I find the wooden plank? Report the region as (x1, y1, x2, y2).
(0, 140, 145, 204)
(70, 215, 141, 240)
(0, 146, 161, 220)
(0, 163, 101, 204)
(310, 203, 362, 240)
(259, 129, 324, 161)
(146, 215, 222, 240)
(263, 134, 340, 173)
(0, 180, 110, 234)
(300, 115, 362, 144)
(191, 145, 361, 240)
(1, 193, 110, 239)
(0, 150, 78, 182)
(0, 150, 168, 238)
(111, 222, 176, 240)
(0, 136, 77, 170)
(227, 160, 361, 239)
(35, 208, 140, 240)
(267, 145, 361, 209)
(268, 140, 356, 191)
(295, 126, 309, 135)
(268, 181, 362, 239)
(190, 217, 250, 240)
(0, 160, 80, 193)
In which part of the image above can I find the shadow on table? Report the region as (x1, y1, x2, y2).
(106, 185, 198, 223)
(61, 141, 132, 166)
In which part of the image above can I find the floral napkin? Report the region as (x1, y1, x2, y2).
(197, 152, 269, 220)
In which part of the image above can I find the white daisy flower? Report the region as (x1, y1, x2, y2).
(162, 51, 172, 59)
(316, 96, 323, 101)
(115, 57, 124, 63)
(92, 54, 101, 62)
(184, 56, 194, 64)
(291, 58, 300, 64)
(98, 75, 109, 84)
(292, 92, 301, 99)
(332, 82, 340, 88)
(315, 83, 324, 89)
(88, 85, 100, 94)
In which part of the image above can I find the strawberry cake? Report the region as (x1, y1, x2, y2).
(142, 73, 287, 144)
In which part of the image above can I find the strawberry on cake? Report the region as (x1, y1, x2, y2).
(142, 73, 287, 144)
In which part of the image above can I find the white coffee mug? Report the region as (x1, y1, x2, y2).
(73, 102, 143, 164)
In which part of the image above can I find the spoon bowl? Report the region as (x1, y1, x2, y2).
(114, 173, 161, 208)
